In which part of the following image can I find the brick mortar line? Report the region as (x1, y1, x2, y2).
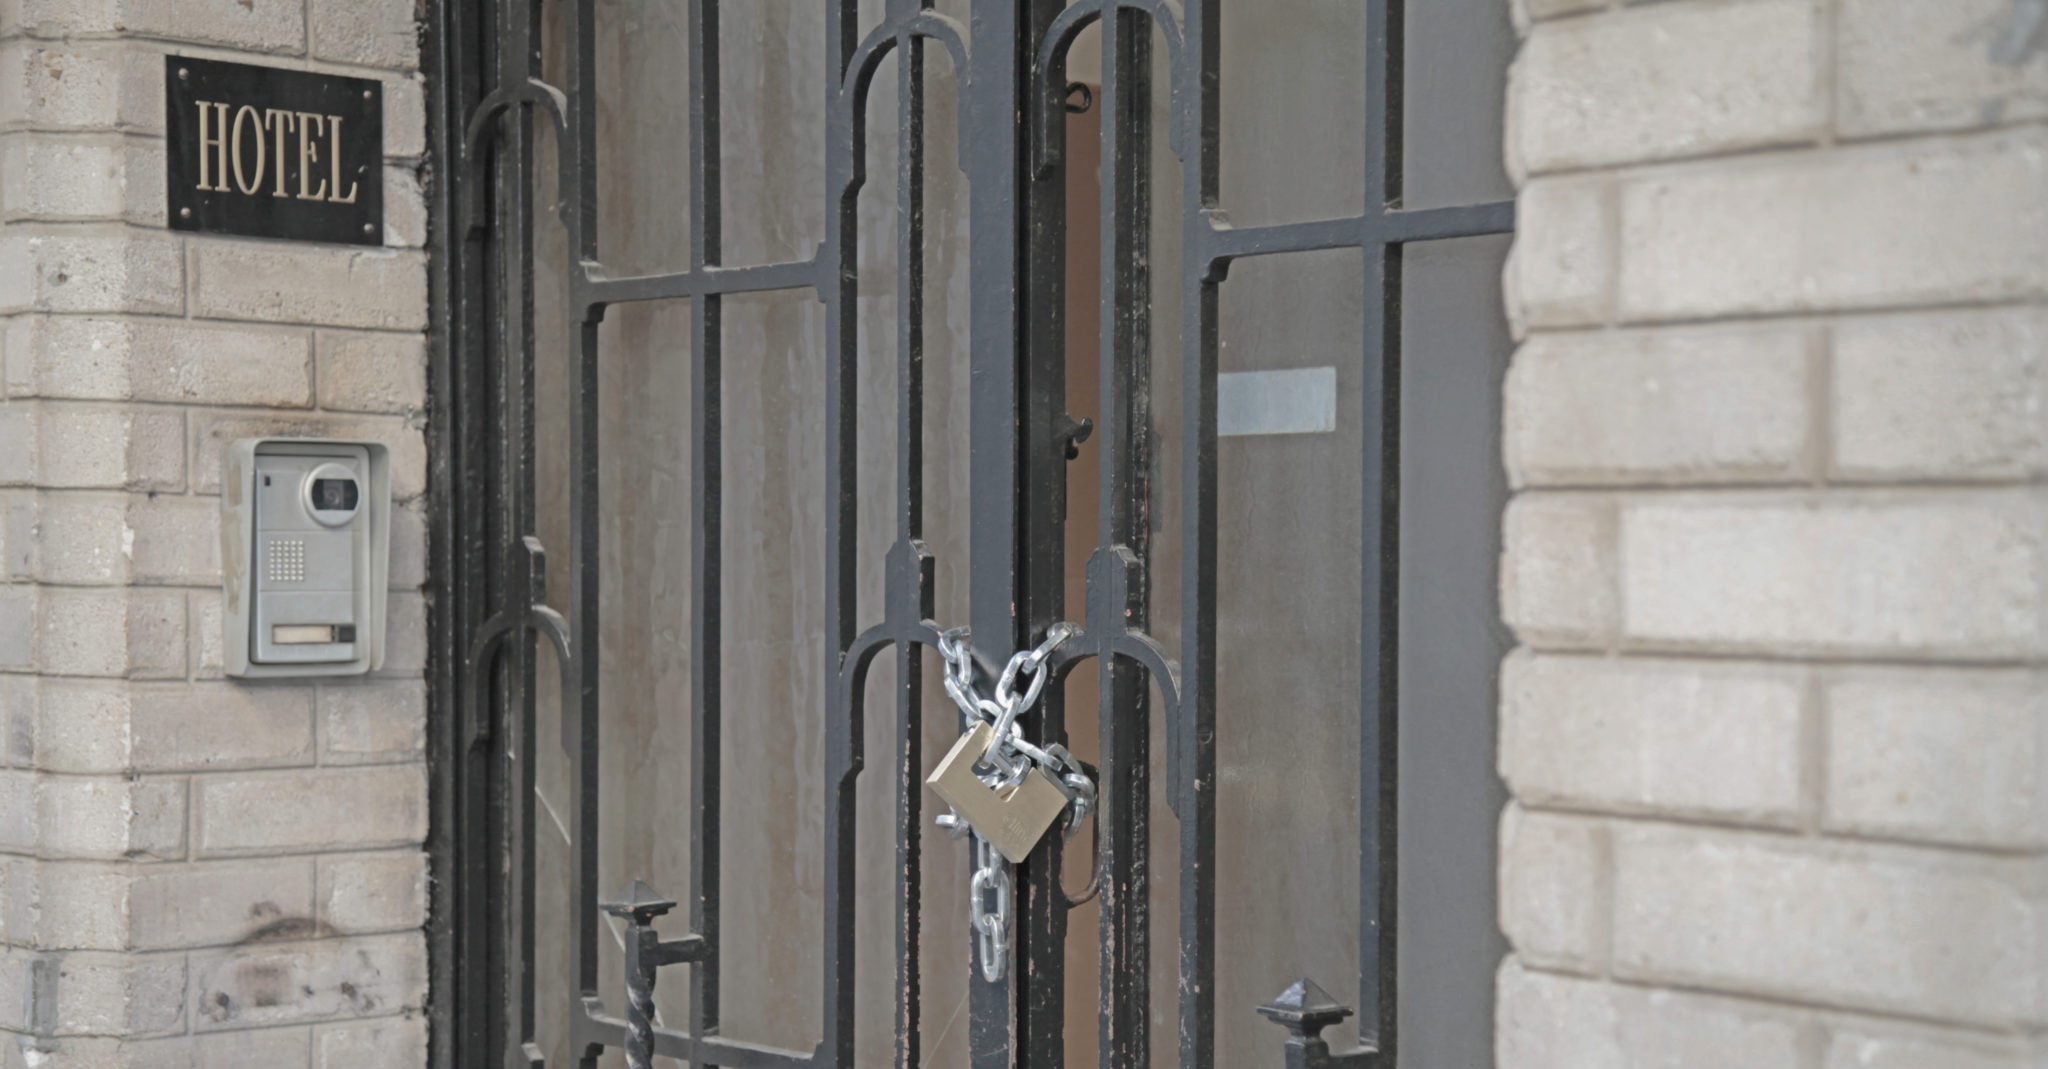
(7, 217, 429, 248)
(187, 316, 431, 336)
(178, 762, 423, 780)
(5, 396, 424, 416)
(1507, 801, 2048, 862)
(1509, 474, 2048, 493)
(14, 582, 234, 592)
(1508, 646, 2048, 674)
(2, 580, 424, 593)
(1509, 484, 2048, 501)
(1512, 641, 2048, 671)
(3, 745, 428, 761)
(1513, 112, 2048, 184)
(1594, 170, 1622, 329)
(1817, 0, 1841, 149)
(0, 767, 210, 781)
(1519, 297, 2048, 332)
(189, 848, 426, 863)
(0, 29, 424, 81)
(0, 668, 428, 679)
(0, 311, 321, 333)
(1516, 293, 2048, 336)
(3, 580, 421, 592)
(0, 486, 208, 500)
(5, 207, 423, 233)
(1511, 959, 2048, 1045)
(1796, 668, 1827, 835)
(1804, 321, 1832, 488)
(1512, 475, 2048, 493)
(30, 923, 432, 956)
(0, 129, 165, 145)
(1521, 0, 1771, 30)
(9, 933, 424, 957)
(1598, 965, 2048, 1041)
(18, 931, 429, 957)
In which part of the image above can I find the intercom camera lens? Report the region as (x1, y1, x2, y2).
(311, 478, 359, 512)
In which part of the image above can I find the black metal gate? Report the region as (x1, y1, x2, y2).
(425, 2, 1513, 1067)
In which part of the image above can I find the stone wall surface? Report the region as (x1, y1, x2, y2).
(1501, 1, 2048, 1066)
(0, 0, 429, 1063)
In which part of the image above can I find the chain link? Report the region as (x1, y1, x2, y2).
(933, 624, 1091, 982)
(968, 834, 1010, 981)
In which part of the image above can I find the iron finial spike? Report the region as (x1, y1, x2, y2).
(1258, 976, 1354, 1031)
(600, 879, 678, 923)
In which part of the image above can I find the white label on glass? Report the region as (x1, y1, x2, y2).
(1217, 366, 1337, 437)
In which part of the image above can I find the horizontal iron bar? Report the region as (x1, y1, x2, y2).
(1372, 198, 1516, 245)
(1203, 214, 1362, 264)
(576, 255, 822, 314)
(580, 1009, 815, 1069)
(1199, 197, 1516, 276)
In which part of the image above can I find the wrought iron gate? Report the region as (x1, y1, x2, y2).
(425, 1, 1513, 1067)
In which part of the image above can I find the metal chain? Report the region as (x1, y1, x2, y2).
(933, 624, 1092, 981)
(968, 834, 1011, 980)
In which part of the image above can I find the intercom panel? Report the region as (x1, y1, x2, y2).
(221, 438, 390, 678)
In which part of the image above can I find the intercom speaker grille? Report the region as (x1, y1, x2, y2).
(269, 539, 307, 583)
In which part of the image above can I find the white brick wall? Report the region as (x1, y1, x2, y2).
(1501, 1, 2048, 1065)
(0, 0, 429, 1062)
(1506, 0, 1825, 173)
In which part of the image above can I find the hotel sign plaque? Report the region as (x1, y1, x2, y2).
(165, 57, 384, 246)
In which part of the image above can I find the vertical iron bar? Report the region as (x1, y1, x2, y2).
(687, 0, 725, 1056)
(496, 0, 538, 1063)
(1014, 0, 1072, 1065)
(1358, 0, 1402, 1057)
(427, 0, 491, 1057)
(964, 0, 1027, 1062)
(563, 0, 603, 1062)
(1095, 8, 1154, 1069)
(893, 11, 927, 1069)
(820, 5, 862, 1066)
(1179, 0, 1222, 1067)
(541, 0, 599, 1059)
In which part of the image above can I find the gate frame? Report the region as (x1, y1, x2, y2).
(419, 3, 1513, 1067)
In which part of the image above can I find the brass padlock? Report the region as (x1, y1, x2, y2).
(927, 722, 1070, 863)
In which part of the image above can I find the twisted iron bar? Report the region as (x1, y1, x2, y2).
(599, 882, 707, 1069)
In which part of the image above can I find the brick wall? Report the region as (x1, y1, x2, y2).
(1499, 1, 2047, 1066)
(0, 0, 429, 1063)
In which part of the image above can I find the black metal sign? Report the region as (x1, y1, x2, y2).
(164, 57, 383, 246)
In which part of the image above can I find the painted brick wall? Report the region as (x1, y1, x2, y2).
(0, 0, 430, 1063)
(1499, 1, 2048, 1066)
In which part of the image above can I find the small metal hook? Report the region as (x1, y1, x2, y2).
(1060, 415, 1095, 461)
(1064, 81, 1094, 114)
(1063, 759, 1103, 908)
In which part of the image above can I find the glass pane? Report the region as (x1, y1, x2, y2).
(716, 287, 830, 1054)
(1395, 234, 1513, 1069)
(595, 0, 693, 275)
(1403, 0, 1516, 210)
(720, 6, 829, 266)
(1213, 248, 1368, 1069)
(1217, 1, 1368, 227)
